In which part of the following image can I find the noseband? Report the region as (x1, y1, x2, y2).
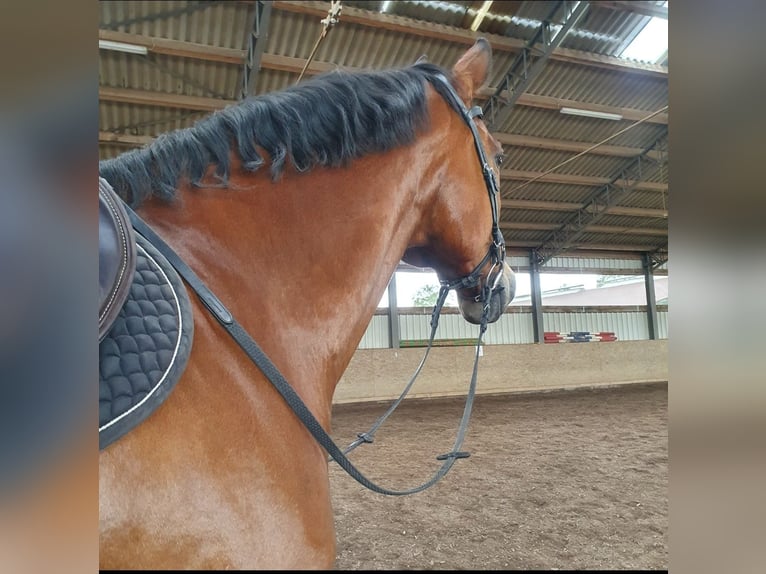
(429, 73, 506, 310)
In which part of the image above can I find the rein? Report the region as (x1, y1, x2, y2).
(336, 73, 507, 462)
(122, 72, 506, 496)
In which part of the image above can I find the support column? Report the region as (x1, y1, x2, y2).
(387, 272, 400, 349)
(643, 253, 658, 340)
(530, 250, 545, 343)
(240, 0, 273, 99)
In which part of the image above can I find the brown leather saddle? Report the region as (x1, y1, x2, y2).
(99, 177, 136, 342)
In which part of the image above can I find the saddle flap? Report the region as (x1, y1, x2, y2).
(99, 177, 136, 342)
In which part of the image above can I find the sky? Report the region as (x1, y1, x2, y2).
(620, 1, 668, 62)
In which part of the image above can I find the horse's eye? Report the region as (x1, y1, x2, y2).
(495, 153, 505, 167)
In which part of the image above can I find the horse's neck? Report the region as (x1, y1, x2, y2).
(138, 141, 442, 418)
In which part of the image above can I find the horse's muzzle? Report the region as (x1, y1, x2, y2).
(457, 262, 516, 325)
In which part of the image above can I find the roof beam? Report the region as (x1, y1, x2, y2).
(493, 133, 667, 161)
(533, 130, 669, 263)
(99, 74, 667, 127)
(561, 242, 662, 252)
(598, 1, 668, 19)
(508, 240, 663, 252)
(583, 224, 666, 236)
(501, 169, 667, 192)
(98, 30, 245, 64)
(270, 0, 667, 77)
(98, 131, 154, 146)
(99, 86, 234, 111)
(96, 31, 667, 125)
(500, 221, 666, 236)
(484, 0, 590, 128)
(477, 88, 669, 124)
(97, 30, 350, 77)
(500, 199, 667, 219)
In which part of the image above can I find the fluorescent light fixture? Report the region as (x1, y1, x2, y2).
(380, 1, 391, 12)
(560, 107, 623, 121)
(470, 1, 494, 32)
(99, 40, 148, 55)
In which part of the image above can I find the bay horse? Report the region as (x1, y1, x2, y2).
(99, 38, 515, 569)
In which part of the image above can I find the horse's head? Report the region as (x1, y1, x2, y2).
(403, 39, 515, 326)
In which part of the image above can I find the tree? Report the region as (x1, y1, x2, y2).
(412, 284, 439, 307)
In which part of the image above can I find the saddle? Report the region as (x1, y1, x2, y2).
(99, 177, 136, 342)
(98, 178, 194, 449)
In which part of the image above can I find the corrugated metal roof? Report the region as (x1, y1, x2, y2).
(503, 147, 643, 176)
(99, 101, 210, 136)
(526, 60, 667, 109)
(501, 209, 575, 225)
(99, 51, 240, 99)
(595, 214, 667, 229)
(501, 180, 600, 202)
(100, 1, 252, 49)
(99, 0, 669, 258)
(501, 1, 646, 56)
(367, 0, 477, 30)
(500, 106, 666, 147)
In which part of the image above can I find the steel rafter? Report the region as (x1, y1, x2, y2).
(483, 0, 590, 129)
(647, 246, 668, 269)
(240, 0, 273, 99)
(534, 130, 669, 265)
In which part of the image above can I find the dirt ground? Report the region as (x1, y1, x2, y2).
(328, 382, 668, 570)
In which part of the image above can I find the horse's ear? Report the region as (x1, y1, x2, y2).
(451, 38, 492, 104)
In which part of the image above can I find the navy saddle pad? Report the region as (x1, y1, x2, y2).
(99, 230, 194, 450)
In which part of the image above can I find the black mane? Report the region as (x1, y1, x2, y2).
(99, 62, 456, 207)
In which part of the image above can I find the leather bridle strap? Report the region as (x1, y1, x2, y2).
(335, 283, 450, 456)
(429, 74, 505, 289)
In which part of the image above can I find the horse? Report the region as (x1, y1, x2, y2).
(98, 38, 516, 570)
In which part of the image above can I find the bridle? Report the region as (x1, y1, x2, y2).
(327, 73, 509, 486)
(123, 70, 507, 496)
(427, 72, 506, 309)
